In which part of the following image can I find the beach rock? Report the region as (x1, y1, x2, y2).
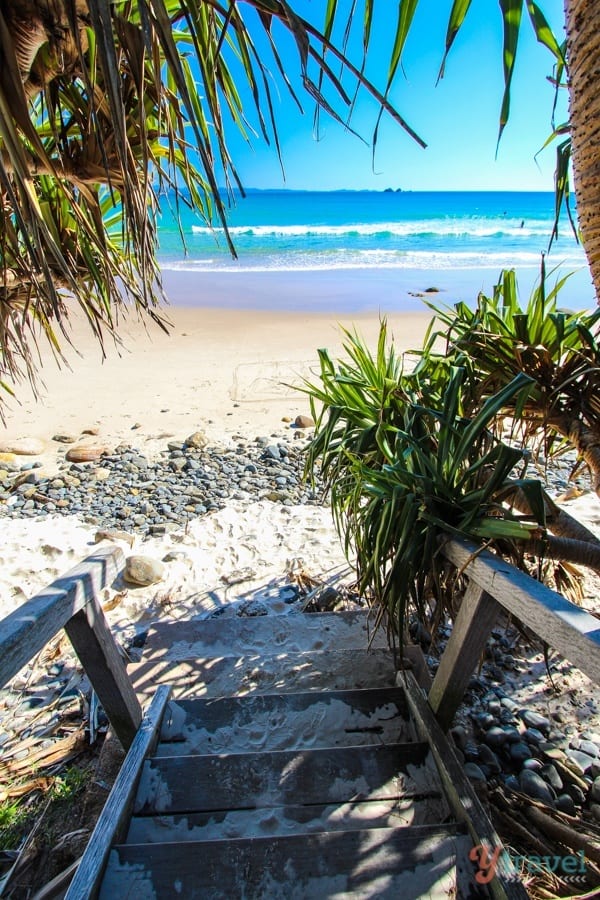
(591, 776, 600, 804)
(66, 445, 106, 463)
(478, 744, 502, 775)
(294, 415, 315, 429)
(82, 427, 100, 435)
(463, 763, 487, 785)
(566, 749, 596, 775)
(185, 431, 208, 450)
(0, 438, 45, 456)
(519, 770, 556, 807)
(519, 709, 550, 733)
(509, 742, 532, 764)
(570, 738, 599, 758)
(540, 764, 563, 792)
(484, 726, 509, 750)
(94, 529, 135, 548)
(123, 556, 164, 586)
(555, 794, 576, 816)
(52, 434, 77, 444)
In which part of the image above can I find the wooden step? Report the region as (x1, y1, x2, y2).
(134, 742, 439, 815)
(101, 826, 472, 899)
(126, 794, 452, 844)
(142, 610, 387, 659)
(158, 687, 417, 755)
(131, 648, 399, 700)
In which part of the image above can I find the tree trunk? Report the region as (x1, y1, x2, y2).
(504, 485, 600, 545)
(564, 0, 600, 303)
(530, 534, 600, 573)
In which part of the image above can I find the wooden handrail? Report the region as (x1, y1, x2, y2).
(429, 536, 600, 730)
(0, 545, 142, 749)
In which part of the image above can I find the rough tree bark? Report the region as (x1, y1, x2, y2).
(564, 0, 600, 304)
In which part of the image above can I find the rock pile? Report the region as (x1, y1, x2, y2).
(422, 623, 600, 823)
(0, 434, 322, 533)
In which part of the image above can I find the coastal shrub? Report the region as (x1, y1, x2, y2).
(301, 322, 546, 643)
(416, 262, 600, 491)
(301, 267, 600, 644)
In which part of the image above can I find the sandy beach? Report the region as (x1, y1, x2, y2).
(0, 300, 432, 467)
(0, 297, 432, 611)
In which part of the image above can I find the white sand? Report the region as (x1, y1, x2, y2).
(0, 306, 432, 469)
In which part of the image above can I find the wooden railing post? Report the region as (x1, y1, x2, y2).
(428, 581, 501, 731)
(65, 594, 142, 750)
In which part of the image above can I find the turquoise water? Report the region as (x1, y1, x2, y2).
(157, 190, 584, 274)
(157, 190, 594, 311)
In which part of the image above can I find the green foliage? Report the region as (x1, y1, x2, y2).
(302, 321, 545, 642)
(0, 799, 28, 851)
(0, 0, 412, 403)
(416, 261, 600, 464)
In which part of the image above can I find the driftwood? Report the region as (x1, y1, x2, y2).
(525, 806, 600, 868)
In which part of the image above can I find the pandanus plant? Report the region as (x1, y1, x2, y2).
(301, 308, 600, 644)
(417, 263, 600, 495)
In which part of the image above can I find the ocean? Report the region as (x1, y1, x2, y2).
(156, 191, 594, 312)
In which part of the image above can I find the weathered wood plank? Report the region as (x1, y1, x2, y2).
(65, 685, 170, 900)
(0, 546, 125, 689)
(404, 669, 528, 900)
(429, 582, 502, 731)
(443, 537, 600, 684)
(126, 794, 451, 844)
(143, 610, 386, 659)
(102, 826, 470, 899)
(65, 597, 142, 749)
(158, 687, 415, 754)
(134, 742, 433, 814)
(130, 648, 398, 701)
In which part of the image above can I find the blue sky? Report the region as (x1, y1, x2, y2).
(225, 1, 567, 192)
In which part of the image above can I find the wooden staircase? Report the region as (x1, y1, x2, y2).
(66, 609, 526, 899)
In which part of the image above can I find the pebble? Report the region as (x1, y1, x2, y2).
(566, 749, 596, 775)
(463, 762, 487, 784)
(591, 776, 600, 804)
(555, 794, 576, 816)
(185, 431, 208, 449)
(519, 770, 556, 806)
(0, 438, 45, 455)
(519, 709, 550, 733)
(483, 726, 508, 749)
(508, 743, 531, 764)
(540, 764, 563, 792)
(66, 445, 106, 463)
(294, 415, 315, 429)
(123, 555, 165, 586)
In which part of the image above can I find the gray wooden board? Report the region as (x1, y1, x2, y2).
(130, 648, 398, 701)
(65, 685, 171, 900)
(143, 610, 387, 659)
(65, 599, 142, 749)
(134, 742, 436, 814)
(404, 670, 528, 900)
(443, 536, 600, 684)
(158, 687, 416, 755)
(429, 582, 501, 732)
(0, 546, 124, 688)
(126, 794, 452, 844)
(101, 826, 472, 899)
